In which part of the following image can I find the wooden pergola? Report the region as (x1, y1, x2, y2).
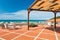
(27, 0, 60, 30)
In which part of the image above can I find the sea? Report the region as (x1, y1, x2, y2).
(0, 20, 47, 24)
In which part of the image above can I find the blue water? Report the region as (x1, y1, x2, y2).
(0, 20, 47, 23)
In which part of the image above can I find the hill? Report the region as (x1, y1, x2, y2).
(50, 16, 60, 20)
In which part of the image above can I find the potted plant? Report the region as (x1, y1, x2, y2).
(29, 23, 38, 27)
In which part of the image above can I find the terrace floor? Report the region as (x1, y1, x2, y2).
(0, 24, 60, 40)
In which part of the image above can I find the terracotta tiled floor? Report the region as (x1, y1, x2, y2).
(0, 25, 60, 40)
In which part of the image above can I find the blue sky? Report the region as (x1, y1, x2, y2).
(0, 0, 60, 20)
(0, 0, 34, 13)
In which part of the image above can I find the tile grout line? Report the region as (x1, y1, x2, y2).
(53, 27, 58, 40)
(0, 30, 19, 37)
(0, 26, 45, 40)
(11, 26, 41, 40)
(0, 26, 41, 37)
(0, 26, 40, 34)
(1, 30, 20, 34)
(0, 33, 12, 37)
(11, 30, 32, 40)
(0, 29, 31, 40)
(34, 29, 45, 40)
(34, 27, 46, 40)
(23, 34, 48, 40)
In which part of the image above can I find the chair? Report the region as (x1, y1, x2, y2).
(7, 22, 16, 29)
(0, 22, 5, 29)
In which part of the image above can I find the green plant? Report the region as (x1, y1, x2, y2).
(29, 23, 38, 27)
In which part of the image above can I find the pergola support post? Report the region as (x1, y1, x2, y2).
(28, 9, 30, 30)
(54, 11, 57, 29)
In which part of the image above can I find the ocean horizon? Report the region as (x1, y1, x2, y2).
(0, 20, 47, 23)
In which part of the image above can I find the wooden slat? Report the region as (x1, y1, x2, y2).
(50, 3, 58, 7)
(29, 0, 60, 12)
(38, 1, 45, 6)
(28, 0, 42, 9)
(49, 0, 57, 3)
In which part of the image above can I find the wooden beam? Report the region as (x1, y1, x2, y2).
(28, 9, 30, 30)
(28, 0, 42, 10)
(38, 1, 45, 6)
(30, 9, 60, 12)
(28, 0, 38, 10)
(54, 11, 57, 29)
(30, 9, 54, 12)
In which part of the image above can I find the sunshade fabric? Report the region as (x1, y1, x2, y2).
(29, 0, 60, 12)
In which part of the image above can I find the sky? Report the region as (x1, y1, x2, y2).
(0, 0, 60, 20)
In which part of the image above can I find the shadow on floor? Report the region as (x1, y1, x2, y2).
(45, 26, 60, 33)
(55, 27, 60, 33)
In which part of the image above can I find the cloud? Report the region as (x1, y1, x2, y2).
(0, 10, 60, 20)
(30, 11, 54, 20)
(0, 10, 28, 20)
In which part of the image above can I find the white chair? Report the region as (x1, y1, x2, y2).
(4, 22, 8, 29)
(48, 22, 52, 26)
(15, 23, 22, 29)
(0, 22, 5, 29)
(7, 22, 15, 29)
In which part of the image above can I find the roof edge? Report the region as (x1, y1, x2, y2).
(28, 0, 39, 10)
